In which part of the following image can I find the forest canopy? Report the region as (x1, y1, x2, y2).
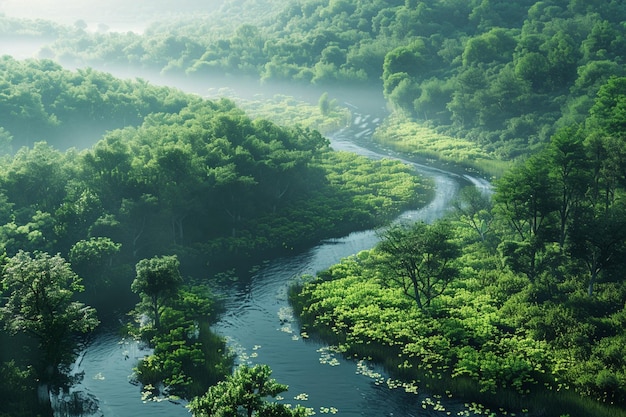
(292, 76, 626, 416)
(0, 57, 430, 415)
(2, 1, 626, 415)
(12, 0, 625, 160)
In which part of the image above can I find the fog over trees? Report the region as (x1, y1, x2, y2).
(1, 1, 626, 416)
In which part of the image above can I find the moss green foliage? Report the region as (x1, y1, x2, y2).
(0, 56, 194, 151)
(0, 251, 99, 381)
(0, 58, 427, 276)
(132, 273, 233, 399)
(0, 58, 429, 404)
(372, 113, 510, 178)
(292, 239, 626, 416)
(230, 93, 351, 135)
(292, 82, 626, 416)
(188, 364, 307, 417)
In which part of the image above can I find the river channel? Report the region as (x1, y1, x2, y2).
(58, 81, 493, 417)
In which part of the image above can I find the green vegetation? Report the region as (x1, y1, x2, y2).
(231, 93, 351, 136)
(291, 82, 626, 416)
(0, 58, 428, 413)
(372, 114, 511, 178)
(188, 364, 307, 417)
(3, 1, 626, 414)
(130, 255, 233, 399)
(25, 0, 626, 162)
(0, 250, 99, 415)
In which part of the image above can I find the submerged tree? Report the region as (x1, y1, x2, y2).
(188, 364, 307, 417)
(131, 254, 183, 330)
(376, 221, 460, 309)
(0, 251, 99, 383)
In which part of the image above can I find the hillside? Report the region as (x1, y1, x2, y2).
(5, 0, 624, 160)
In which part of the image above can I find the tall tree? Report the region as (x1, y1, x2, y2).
(494, 154, 558, 279)
(452, 186, 494, 244)
(569, 201, 626, 296)
(376, 221, 459, 309)
(0, 251, 99, 383)
(546, 125, 590, 248)
(131, 254, 182, 329)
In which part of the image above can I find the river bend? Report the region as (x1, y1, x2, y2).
(62, 87, 492, 417)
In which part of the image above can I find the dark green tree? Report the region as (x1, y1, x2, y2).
(0, 251, 99, 383)
(69, 237, 122, 292)
(376, 221, 460, 309)
(131, 254, 183, 329)
(546, 125, 590, 248)
(452, 186, 494, 244)
(494, 154, 559, 279)
(569, 201, 626, 296)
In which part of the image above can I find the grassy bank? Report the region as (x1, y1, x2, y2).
(207, 89, 351, 135)
(289, 249, 626, 417)
(373, 113, 512, 179)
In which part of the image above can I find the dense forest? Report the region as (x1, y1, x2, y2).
(5, 0, 624, 160)
(293, 77, 626, 416)
(0, 57, 428, 416)
(1, 0, 626, 416)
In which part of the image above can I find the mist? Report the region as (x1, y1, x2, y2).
(0, 0, 226, 33)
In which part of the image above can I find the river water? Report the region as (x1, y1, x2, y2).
(57, 83, 493, 417)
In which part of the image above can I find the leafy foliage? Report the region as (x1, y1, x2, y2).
(0, 251, 99, 381)
(188, 364, 307, 417)
(292, 81, 626, 414)
(132, 255, 183, 329)
(0, 57, 429, 409)
(22, 0, 626, 161)
(377, 221, 460, 309)
(133, 292, 233, 399)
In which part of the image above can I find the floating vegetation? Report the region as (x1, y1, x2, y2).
(319, 406, 339, 414)
(421, 397, 447, 413)
(93, 372, 105, 380)
(280, 325, 294, 334)
(278, 306, 294, 323)
(317, 347, 341, 366)
(355, 360, 385, 385)
(140, 384, 169, 403)
(294, 393, 309, 401)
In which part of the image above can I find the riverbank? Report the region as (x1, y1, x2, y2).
(372, 113, 512, 179)
(289, 239, 626, 417)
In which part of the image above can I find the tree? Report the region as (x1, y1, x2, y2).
(131, 254, 182, 329)
(69, 237, 122, 292)
(494, 154, 559, 280)
(318, 92, 331, 116)
(569, 201, 626, 297)
(188, 364, 307, 417)
(0, 251, 99, 383)
(376, 221, 460, 309)
(452, 186, 494, 244)
(546, 125, 590, 248)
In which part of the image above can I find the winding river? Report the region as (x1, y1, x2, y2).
(58, 82, 492, 417)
